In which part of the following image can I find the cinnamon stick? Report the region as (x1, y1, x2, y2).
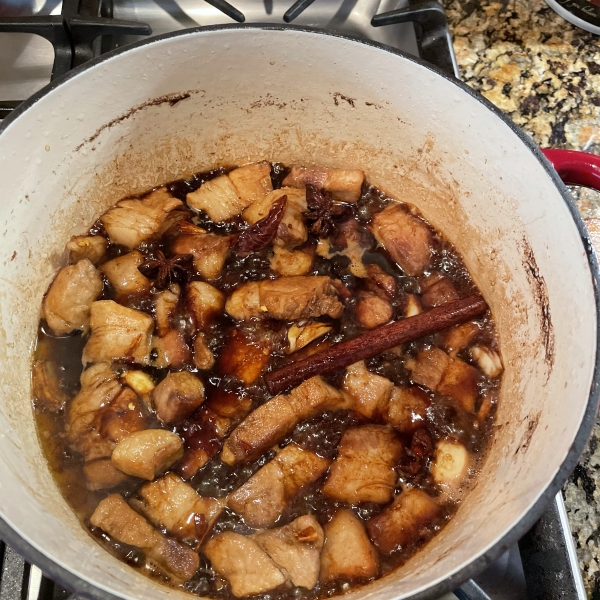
(264, 295, 488, 395)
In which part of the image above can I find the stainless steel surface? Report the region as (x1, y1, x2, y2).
(0, 0, 422, 102)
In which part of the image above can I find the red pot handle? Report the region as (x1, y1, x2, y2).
(542, 148, 600, 191)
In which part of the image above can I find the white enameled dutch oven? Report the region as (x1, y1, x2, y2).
(0, 24, 599, 600)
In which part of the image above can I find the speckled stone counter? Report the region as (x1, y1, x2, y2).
(442, 0, 600, 594)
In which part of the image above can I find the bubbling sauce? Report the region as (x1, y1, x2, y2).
(32, 162, 501, 600)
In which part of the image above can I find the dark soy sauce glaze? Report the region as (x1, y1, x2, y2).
(32, 163, 500, 600)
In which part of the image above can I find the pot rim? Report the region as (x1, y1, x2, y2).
(1, 22, 598, 600)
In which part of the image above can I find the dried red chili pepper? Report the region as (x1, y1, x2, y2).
(234, 195, 287, 254)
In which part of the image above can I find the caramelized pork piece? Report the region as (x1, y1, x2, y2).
(383, 386, 429, 434)
(225, 276, 343, 321)
(320, 509, 379, 582)
(152, 371, 204, 424)
(254, 515, 324, 590)
(229, 162, 273, 205)
(420, 272, 459, 308)
(100, 250, 151, 300)
(367, 488, 441, 554)
(31, 359, 69, 411)
(100, 188, 186, 248)
(323, 425, 402, 504)
(204, 532, 286, 597)
(286, 321, 332, 354)
(342, 361, 394, 419)
(187, 175, 250, 222)
(370, 203, 432, 276)
(43, 259, 103, 335)
(222, 376, 351, 465)
(443, 321, 479, 355)
(217, 329, 271, 385)
(155, 285, 180, 337)
(471, 346, 503, 378)
(90, 494, 199, 581)
(193, 333, 215, 371)
(228, 444, 330, 527)
(406, 348, 480, 412)
(282, 166, 364, 203)
(82, 301, 154, 365)
(66, 235, 107, 265)
(169, 221, 231, 280)
(355, 292, 393, 329)
(152, 330, 191, 369)
(187, 281, 225, 329)
(270, 246, 313, 276)
(365, 263, 397, 298)
(431, 439, 470, 492)
(243, 188, 308, 248)
(136, 473, 224, 543)
(111, 429, 183, 480)
(83, 458, 129, 491)
(68, 363, 147, 462)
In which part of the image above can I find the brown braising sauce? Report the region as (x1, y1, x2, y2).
(32, 162, 501, 600)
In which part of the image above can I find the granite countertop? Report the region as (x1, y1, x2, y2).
(442, 0, 600, 595)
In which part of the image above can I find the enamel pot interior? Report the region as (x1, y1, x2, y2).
(0, 25, 597, 600)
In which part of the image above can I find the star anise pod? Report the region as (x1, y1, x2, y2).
(402, 428, 434, 478)
(234, 195, 287, 255)
(304, 184, 349, 238)
(138, 250, 194, 289)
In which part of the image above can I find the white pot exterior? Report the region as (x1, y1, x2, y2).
(0, 26, 597, 600)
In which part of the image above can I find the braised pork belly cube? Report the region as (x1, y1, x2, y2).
(100, 250, 151, 300)
(204, 532, 286, 597)
(67, 363, 147, 462)
(152, 330, 191, 369)
(443, 321, 480, 355)
(367, 488, 441, 554)
(43, 259, 103, 335)
(370, 203, 432, 276)
(420, 272, 459, 308)
(282, 166, 364, 203)
(471, 346, 503, 378)
(406, 348, 480, 412)
(155, 285, 179, 337)
(187, 174, 250, 222)
(169, 221, 231, 280)
(31, 359, 69, 411)
(222, 376, 351, 465)
(228, 444, 330, 528)
(320, 509, 379, 582)
(90, 494, 199, 581)
(66, 235, 107, 265)
(225, 276, 343, 321)
(136, 473, 224, 543)
(355, 292, 393, 329)
(152, 371, 205, 424)
(187, 281, 225, 329)
(100, 188, 186, 249)
(111, 429, 183, 480)
(229, 162, 273, 205)
(286, 321, 332, 354)
(82, 300, 154, 365)
(193, 333, 215, 370)
(431, 439, 470, 493)
(323, 425, 402, 504)
(365, 263, 397, 298)
(342, 361, 394, 419)
(217, 329, 271, 384)
(84, 458, 129, 491)
(383, 386, 429, 434)
(243, 188, 308, 248)
(270, 246, 313, 277)
(254, 515, 324, 590)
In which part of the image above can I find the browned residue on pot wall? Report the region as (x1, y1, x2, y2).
(520, 237, 555, 375)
